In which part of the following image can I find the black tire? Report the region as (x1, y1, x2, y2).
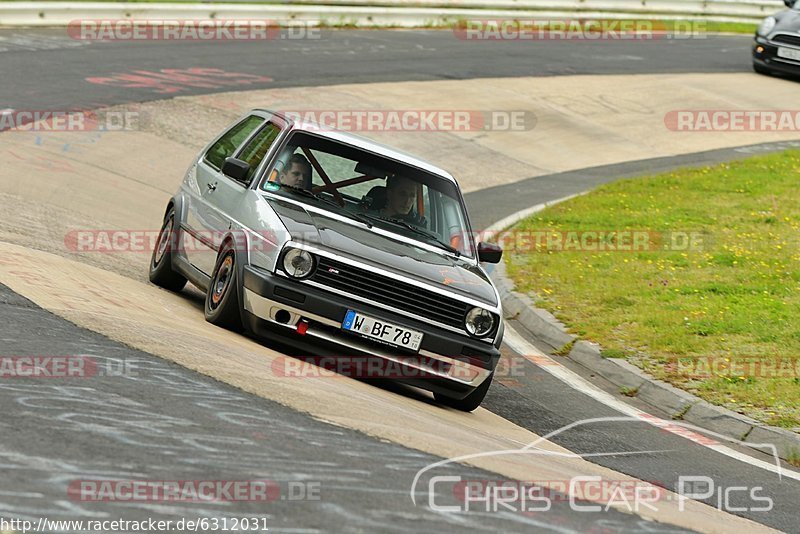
(149, 207, 187, 292)
(204, 241, 243, 332)
(434, 373, 493, 412)
(753, 62, 772, 76)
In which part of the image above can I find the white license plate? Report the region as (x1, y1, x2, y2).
(342, 310, 423, 351)
(777, 47, 800, 61)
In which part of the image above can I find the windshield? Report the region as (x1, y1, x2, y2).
(259, 131, 475, 258)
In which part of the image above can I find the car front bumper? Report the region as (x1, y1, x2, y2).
(241, 265, 500, 399)
(753, 38, 800, 75)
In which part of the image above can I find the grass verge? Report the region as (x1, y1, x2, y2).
(506, 150, 800, 431)
(787, 448, 800, 468)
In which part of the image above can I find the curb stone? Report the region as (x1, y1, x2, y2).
(489, 204, 800, 463)
(569, 341, 647, 393)
(494, 259, 575, 353)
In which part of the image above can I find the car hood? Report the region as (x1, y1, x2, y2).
(774, 8, 800, 30)
(265, 195, 498, 306)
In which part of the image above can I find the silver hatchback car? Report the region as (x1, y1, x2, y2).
(149, 109, 504, 411)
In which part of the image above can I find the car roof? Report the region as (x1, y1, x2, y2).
(253, 108, 458, 183)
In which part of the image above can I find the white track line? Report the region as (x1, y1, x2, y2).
(503, 324, 800, 482)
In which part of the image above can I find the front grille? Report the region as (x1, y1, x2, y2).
(772, 34, 800, 47)
(311, 256, 471, 330)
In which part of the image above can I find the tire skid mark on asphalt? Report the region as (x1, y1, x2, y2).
(0, 33, 91, 53)
(84, 68, 274, 95)
(0, 241, 768, 533)
(0, 308, 493, 532)
(0, 361, 507, 530)
(0, 71, 800, 532)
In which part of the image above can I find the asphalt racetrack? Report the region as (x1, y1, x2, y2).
(1, 27, 799, 533)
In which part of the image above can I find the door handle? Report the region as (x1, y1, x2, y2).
(207, 182, 217, 192)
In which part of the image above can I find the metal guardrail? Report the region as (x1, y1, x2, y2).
(0, 0, 781, 27)
(289, 0, 779, 14)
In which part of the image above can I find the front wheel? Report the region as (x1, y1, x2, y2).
(149, 208, 187, 292)
(434, 374, 493, 412)
(204, 241, 243, 332)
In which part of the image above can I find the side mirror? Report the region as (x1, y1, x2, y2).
(222, 157, 250, 184)
(477, 242, 503, 264)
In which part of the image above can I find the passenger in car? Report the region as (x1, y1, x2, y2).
(382, 175, 417, 217)
(279, 153, 312, 189)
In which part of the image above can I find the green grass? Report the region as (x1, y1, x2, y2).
(506, 150, 800, 431)
(787, 448, 800, 468)
(619, 386, 640, 397)
(710, 21, 758, 34)
(552, 339, 575, 356)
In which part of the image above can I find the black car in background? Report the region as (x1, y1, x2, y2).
(753, 0, 800, 76)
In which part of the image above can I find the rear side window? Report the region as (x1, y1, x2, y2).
(237, 122, 281, 183)
(205, 115, 263, 170)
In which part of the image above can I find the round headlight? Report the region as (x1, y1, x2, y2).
(465, 307, 496, 337)
(282, 248, 315, 279)
(757, 16, 776, 37)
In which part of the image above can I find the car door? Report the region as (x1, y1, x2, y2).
(185, 115, 264, 276)
(207, 117, 285, 237)
(196, 116, 286, 276)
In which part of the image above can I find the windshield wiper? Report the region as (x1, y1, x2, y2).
(276, 184, 373, 227)
(360, 213, 461, 256)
